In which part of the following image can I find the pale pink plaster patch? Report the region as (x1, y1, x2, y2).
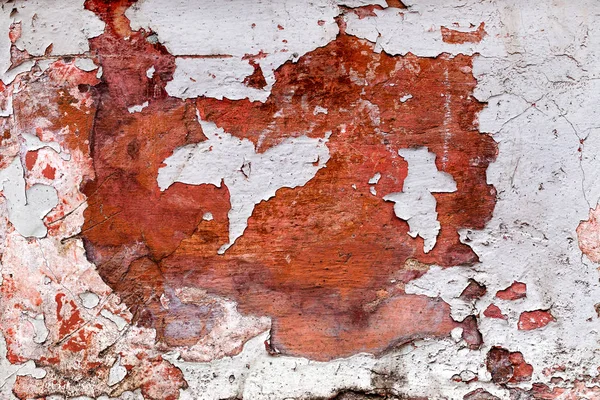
(577, 205, 600, 263)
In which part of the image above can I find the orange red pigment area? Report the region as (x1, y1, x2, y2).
(441, 22, 487, 44)
(80, 4, 496, 359)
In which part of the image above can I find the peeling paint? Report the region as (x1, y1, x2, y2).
(383, 147, 457, 253)
(158, 118, 331, 254)
(2, 0, 600, 399)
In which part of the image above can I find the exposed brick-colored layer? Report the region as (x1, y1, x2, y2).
(80, 0, 497, 360)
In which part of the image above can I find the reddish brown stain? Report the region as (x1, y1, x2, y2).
(25, 150, 38, 170)
(55, 293, 84, 339)
(496, 281, 527, 300)
(42, 164, 56, 179)
(386, 0, 407, 8)
(243, 60, 268, 89)
(441, 22, 487, 44)
(78, 1, 497, 360)
(518, 310, 555, 331)
(11, 60, 99, 159)
(9, 22, 21, 43)
(463, 389, 500, 400)
(483, 304, 507, 320)
(486, 346, 533, 384)
(529, 381, 600, 399)
(509, 352, 534, 383)
(461, 315, 483, 350)
(460, 279, 487, 301)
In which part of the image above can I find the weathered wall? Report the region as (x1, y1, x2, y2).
(1, 0, 600, 399)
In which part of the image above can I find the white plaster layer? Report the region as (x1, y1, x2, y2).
(0, 158, 58, 238)
(74, 58, 99, 72)
(27, 313, 49, 344)
(0, 3, 12, 84)
(126, 0, 340, 101)
(0, 333, 46, 400)
(12, 0, 104, 57)
(158, 118, 330, 254)
(108, 356, 128, 387)
(387, 0, 600, 393)
(167, 330, 509, 400)
(79, 292, 101, 309)
(384, 147, 456, 253)
(127, 101, 148, 114)
(0, 1, 103, 84)
(167, 57, 267, 102)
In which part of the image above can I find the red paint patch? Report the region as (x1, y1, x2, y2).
(441, 22, 487, 44)
(42, 164, 56, 180)
(243, 60, 267, 89)
(483, 304, 507, 320)
(518, 310, 555, 331)
(55, 293, 85, 339)
(509, 352, 534, 383)
(529, 380, 600, 399)
(461, 315, 483, 350)
(463, 389, 500, 400)
(386, 0, 407, 7)
(25, 150, 39, 170)
(496, 281, 526, 300)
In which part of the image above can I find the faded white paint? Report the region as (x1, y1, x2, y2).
(108, 356, 128, 387)
(74, 58, 99, 72)
(126, 0, 340, 101)
(166, 57, 268, 102)
(384, 147, 457, 253)
(0, 0, 103, 84)
(0, 333, 46, 399)
(127, 101, 149, 114)
(0, 158, 58, 238)
(79, 292, 101, 309)
(368, 172, 381, 185)
(12, 0, 104, 57)
(100, 309, 128, 332)
(27, 313, 49, 344)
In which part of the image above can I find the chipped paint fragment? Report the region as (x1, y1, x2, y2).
(100, 309, 128, 331)
(27, 313, 49, 344)
(518, 310, 555, 331)
(108, 355, 128, 386)
(495, 281, 527, 300)
(384, 147, 457, 253)
(127, 101, 149, 113)
(79, 291, 100, 309)
(577, 204, 600, 263)
(158, 119, 330, 254)
(0, 158, 58, 238)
